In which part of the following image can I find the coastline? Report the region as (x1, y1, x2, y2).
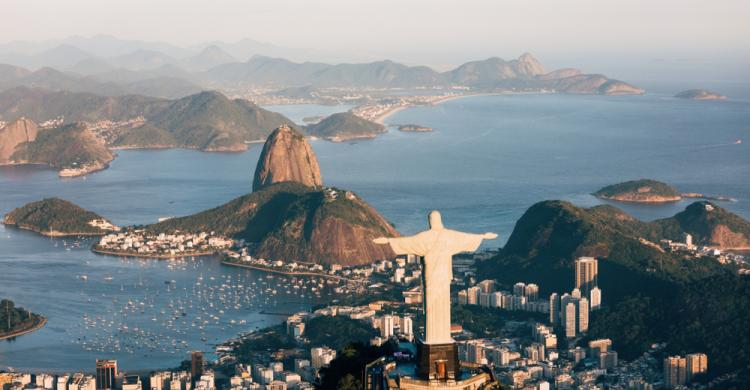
(374, 92, 519, 125)
(221, 259, 362, 282)
(0, 316, 47, 341)
(2, 222, 109, 237)
(91, 246, 219, 259)
(596, 195, 682, 203)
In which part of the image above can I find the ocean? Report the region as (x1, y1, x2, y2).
(1, 92, 748, 371)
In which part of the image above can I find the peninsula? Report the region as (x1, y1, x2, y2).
(91, 125, 399, 265)
(594, 179, 682, 203)
(3, 198, 119, 236)
(0, 299, 46, 341)
(0, 118, 114, 177)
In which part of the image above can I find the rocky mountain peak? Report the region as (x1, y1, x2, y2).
(0, 117, 39, 163)
(252, 124, 323, 191)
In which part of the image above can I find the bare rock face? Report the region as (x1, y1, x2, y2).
(0, 117, 38, 163)
(252, 125, 322, 191)
(516, 53, 546, 76)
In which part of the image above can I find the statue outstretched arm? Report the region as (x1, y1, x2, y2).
(373, 234, 429, 256)
(449, 230, 498, 253)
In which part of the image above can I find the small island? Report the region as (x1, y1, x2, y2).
(398, 124, 433, 133)
(3, 198, 119, 237)
(0, 299, 46, 340)
(675, 89, 727, 101)
(304, 112, 386, 142)
(594, 179, 682, 203)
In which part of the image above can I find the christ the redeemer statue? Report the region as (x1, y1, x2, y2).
(374, 211, 497, 345)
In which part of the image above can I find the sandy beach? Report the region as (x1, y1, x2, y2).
(374, 92, 515, 125)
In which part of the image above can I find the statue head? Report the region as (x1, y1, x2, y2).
(428, 210, 444, 230)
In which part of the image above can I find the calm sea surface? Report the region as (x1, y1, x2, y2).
(1, 93, 748, 371)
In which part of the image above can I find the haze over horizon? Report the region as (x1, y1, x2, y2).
(2, 0, 749, 84)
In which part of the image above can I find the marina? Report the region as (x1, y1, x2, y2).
(0, 232, 339, 371)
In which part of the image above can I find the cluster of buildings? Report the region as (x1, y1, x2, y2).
(660, 232, 749, 271)
(663, 354, 708, 388)
(350, 94, 458, 122)
(223, 252, 423, 292)
(457, 280, 549, 313)
(228, 360, 316, 390)
(286, 302, 415, 347)
(549, 257, 602, 339)
(459, 333, 621, 388)
(87, 117, 147, 145)
(95, 230, 233, 257)
(0, 358, 209, 390)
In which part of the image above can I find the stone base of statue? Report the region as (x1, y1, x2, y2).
(416, 340, 460, 380)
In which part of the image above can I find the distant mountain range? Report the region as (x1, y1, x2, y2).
(0, 37, 644, 97)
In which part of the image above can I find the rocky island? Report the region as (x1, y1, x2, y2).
(398, 124, 433, 132)
(304, 112, 386, 142)
(594, 179, 682, 203)
(0, 299, 46, 341)
(675, 89, 727, 101)
(3, 198, 119, 236)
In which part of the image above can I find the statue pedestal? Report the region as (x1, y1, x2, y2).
(416, 340, 460, 380)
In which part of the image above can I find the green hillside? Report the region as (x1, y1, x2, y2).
(653, 201, 750, 248)
(11, 123, 114, 169)
(146, 90, 299, 151)
(477, 200, 749, 377)
(3, 197, 114, 236)
(594, 179, 681, 202)
(0, 299, 45, 338)
(146, 182, 398, 266)
(304, 112, 385, 141)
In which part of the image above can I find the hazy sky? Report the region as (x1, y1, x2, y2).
(3, 0, 749, 79)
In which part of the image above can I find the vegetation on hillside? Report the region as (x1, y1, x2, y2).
(304, 316, 378, 350)
(147, 182, 397, 265)
(0, 299, 44, 336)
(3, 197, 112, 235)
(477, 199, 750, 377)
(304, 112, 385, 140)
(594, 179, 681, 201)
(11, 123, 113, 169)
(318, 342, 396, 390)
(589, 275, 750, 377)
(652, 201, 750, 247)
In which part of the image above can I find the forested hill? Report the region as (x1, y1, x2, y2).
(477, 199, 750, 379)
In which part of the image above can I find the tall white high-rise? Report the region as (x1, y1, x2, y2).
(686, 353, 708, 382)
(564, 302, 576, 338)
(549, 293, 559, 325)
(381, 315, 394, 338)
(401, 316, 413, 336)
(575, 257, 598, 297)
(578, 297, 589, 333)
(590, 287, 602, 310)
(513, 282, 526, 296)
(525, 284, 539, 301)
(571, 288, 581, 299)
(664, 356, 687, 388)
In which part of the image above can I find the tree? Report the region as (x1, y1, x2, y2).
(336, 374, 361, 390)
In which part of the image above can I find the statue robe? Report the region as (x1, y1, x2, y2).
(385, 228, 485, 344)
